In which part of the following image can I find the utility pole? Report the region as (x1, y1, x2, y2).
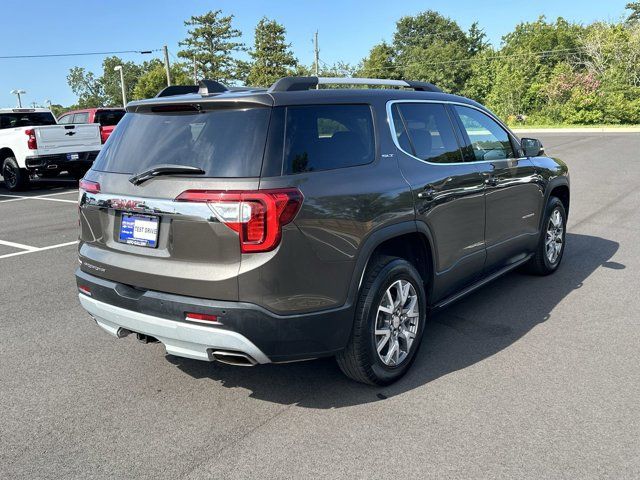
(193, 57, 198, 85)
(314, 30, 320, 77)
(163, 45, 172, 86)
(114, 66, 127, 106)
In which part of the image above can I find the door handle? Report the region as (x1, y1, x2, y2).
(417, 187, 437, 200)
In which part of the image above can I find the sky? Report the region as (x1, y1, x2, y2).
(0, 0, 631, 108)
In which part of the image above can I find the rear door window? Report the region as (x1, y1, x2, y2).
(283, 104, 375, 174)
(95, 110, 125, 126)
(58, 114, 72, 124)
(92, 107, 271, 177)
(392, 103, 463, 163)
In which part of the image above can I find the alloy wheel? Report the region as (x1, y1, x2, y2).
(374, 279, 420, 367)
(545, 208, 564, 264)
(3, 163, 17, 189)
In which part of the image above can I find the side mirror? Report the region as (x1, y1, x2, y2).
(521, 137, 543, 157)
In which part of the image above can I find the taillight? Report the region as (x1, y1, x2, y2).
(175, 188, 303, 253)
(25, 129, 37, 149)
(99, 126, 106, 144)
(79, 179, 100, 194)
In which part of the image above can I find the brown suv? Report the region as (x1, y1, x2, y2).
(75, 77, 569, 384)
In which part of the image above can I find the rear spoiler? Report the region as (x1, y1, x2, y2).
(156, 80, 229, 98)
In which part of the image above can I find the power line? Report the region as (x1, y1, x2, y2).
(0, 49, 160, 60)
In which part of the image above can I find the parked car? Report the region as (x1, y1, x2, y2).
(0, 108, 102, 190)
(58, 108, 125, 144)
(75, 77, 569, 385)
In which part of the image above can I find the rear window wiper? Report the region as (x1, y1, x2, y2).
(129, 164, 205, 185)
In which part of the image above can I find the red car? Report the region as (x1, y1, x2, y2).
(58, 108, 125, 144)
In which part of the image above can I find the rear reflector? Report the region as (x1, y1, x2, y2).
(185, 312, 219, 323)
(78, 285, 91, 296)
(175, 188, 303, 253)
(79, 179, 100, 194)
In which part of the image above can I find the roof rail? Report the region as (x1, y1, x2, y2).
(268, 76, 442, 93)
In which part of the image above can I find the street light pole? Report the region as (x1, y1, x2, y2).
(114, 66, 127, 106)
(10, 89, 26, 108)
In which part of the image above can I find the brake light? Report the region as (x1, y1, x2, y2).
(99, 125, 106, 144)
(25, 129, 37, 149)
(79, 179, 100, 194)
(175, 188, 303, 253)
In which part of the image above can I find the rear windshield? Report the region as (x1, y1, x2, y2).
(92, 108, 271, 177)
(95, 110, 125, 126)
(0, 112, 57, 129)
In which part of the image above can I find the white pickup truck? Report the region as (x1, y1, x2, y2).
(0, 108, 102, 190)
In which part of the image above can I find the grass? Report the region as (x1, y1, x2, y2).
(507, 123, 640, 129)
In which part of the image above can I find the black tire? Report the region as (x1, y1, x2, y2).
(336, 256, 427, 385)
(2, 157, 30, 191)
(524, 196, 567, 275)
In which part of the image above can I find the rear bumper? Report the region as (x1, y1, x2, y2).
(79, 294, 271, 364)
(75, 268, 353, 363)
(25, 151, 99, 172)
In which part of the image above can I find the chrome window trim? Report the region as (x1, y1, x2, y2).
(385, 99, 522, 166)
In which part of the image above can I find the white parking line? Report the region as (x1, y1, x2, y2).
(0, 192, 77, 204)
(0, 239, 39, 251)
(0, 240, 78, 260)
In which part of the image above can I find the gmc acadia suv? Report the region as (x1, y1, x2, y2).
(75, 77, 569, 385)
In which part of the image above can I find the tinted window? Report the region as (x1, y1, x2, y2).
(454, 106, 514, 161)
(95, 110, 125, 126)
(92, 108, 271, 177)
(284, 105, 374, 174)
(391, 106, 412, 153)
(73, 112, 89, 124)
(394, 103, 462, 163)
(0, 112, 56, 129)
(58, 114, 72, 124)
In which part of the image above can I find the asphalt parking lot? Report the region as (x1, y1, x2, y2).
(1, 133, 639, 479)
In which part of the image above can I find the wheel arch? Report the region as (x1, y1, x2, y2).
(0, 147, 16, 163)
(347, 221, 437, 307)
(539, 177, 570, 232)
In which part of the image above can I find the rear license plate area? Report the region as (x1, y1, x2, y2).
(118, 214, 159, 248)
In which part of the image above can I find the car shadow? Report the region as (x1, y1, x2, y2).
(0, 174, 78, 196)
(166, 233, 620, 409)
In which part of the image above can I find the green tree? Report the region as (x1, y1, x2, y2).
(133, 61, 192, 99)
(178, 10, 245, 84)
(66, 67, 106, 108)
(392, 11, 474, 92)
(246, 17, 297, 87)
(360, 42, 399, 79)
(100, 56, 143, 106)
(467, 22, 489, 55)
(626, 2, 640, 24)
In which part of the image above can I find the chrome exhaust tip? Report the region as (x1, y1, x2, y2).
(116, 327, 132, 338)
(210, 350, 258, 367)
